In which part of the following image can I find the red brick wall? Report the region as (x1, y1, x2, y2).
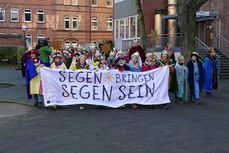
(142, 0, 167, 35)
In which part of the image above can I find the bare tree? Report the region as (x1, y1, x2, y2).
(177, 0, 208, 62)
(135, 0, 147, 52)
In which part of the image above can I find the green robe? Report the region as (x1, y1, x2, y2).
(38, 46, 52, 64)
(156, 60, 178, 92)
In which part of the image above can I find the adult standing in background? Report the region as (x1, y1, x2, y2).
(165, 43, 176, 63)
(38, 39, 52, 67)
(128, 39, 146, 66)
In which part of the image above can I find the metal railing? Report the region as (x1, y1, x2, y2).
(215, 33, 229, 59)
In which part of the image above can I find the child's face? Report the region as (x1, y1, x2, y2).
(75, 55, 79, 61)
(162, 53, 168, 60)
(117, 53, 123, 58)
(153, 56, 158, 62)
(96, 56, 101, 60)
(146, 56, 152, 62)
(83, 51, 87, 55)
(192, 55, 197, 61)
(179, 59, 184, 64)
(31, 53, 36, 59)
(79, 58, 85, 65)
(55, 57, 61, 63)
(101, 59, 106, 64)
(117, 60, 122, 65)
(109, 55, 114, 59)
(91, 49, 96, 54)
(210, 52, 215, 56)
(64, 53, 68, 57)
(131, 56, 138, 63)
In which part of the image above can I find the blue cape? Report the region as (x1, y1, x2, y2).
(26, 59, 43, 99)
(187, 60, 205, 97)
(203, 57, 218, 91)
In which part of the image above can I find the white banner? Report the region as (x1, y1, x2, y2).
(40, 66, 170, 108)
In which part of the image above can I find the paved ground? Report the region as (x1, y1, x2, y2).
(0, 66, 229, 153)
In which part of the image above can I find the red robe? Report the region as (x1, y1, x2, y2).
(128, 45, 146, 63)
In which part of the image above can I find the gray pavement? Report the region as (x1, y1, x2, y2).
(0, 67, 229, 153)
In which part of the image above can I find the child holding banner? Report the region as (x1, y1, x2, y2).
(142, 53, 157, 72)
(91, 52, 101, 70)
(69, 51, 80, 70)
(51, 53, 67, 69)
(157, 50, 177, 109)
(187, 52, 205, 105)
(77, 55, 89, 110)
(128, 52, 142, 109)
(107, 51, 115, 68)
(114, 57, 130, 72)
(26, 49, 44, 108)
(128, 52, 142, 72)
(98, 56, 109, 70)
(175, 55, 188, 104)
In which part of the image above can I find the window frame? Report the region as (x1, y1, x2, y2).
(72, 17, 78, 30)
(107, 0, 113, 8)
(65, 41, 70, 48)
(107, 18, 113, 31)
(91, 0, 98, 7)
(64, 16, 70, 30)
(0, 8, 5, 22)
(24, 9, 32, 23)
(72, 0, 78, 5)
(64, 0, 70, 5)
(37, 10, 45, 23)
(26, 33, 32, 47)
(11, 8, 19, 23)
(37, 34, 45, 43)
(91, 17, 98, 31)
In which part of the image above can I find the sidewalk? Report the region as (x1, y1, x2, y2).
(0, 66, 31, 105)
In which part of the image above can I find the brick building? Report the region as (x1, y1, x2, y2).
(0, 0, 114, 48)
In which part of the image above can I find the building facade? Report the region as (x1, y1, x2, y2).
(114, 0, 167, 51)
(0, 0, 114, 48)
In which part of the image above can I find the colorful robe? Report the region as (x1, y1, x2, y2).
(175, 63, 188, 101)
(203, 55, 218, 92)
(157, 59, 178, 92)
(187, 60, 205, 98)
(26, 59, 44, 99)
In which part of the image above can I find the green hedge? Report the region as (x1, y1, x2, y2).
(0, 46, 25, 65)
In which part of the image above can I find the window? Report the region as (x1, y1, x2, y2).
(64, 17, 70, 30)
(37, 34, 45, 43)
(107, 18, 113, 31)
(91, 0, 98, 6)
(91, 17, 98, 30)
(37, 10, 45, 23)
(72, 0, 78, 5)
(0, 8, 5, 21)
(72, 42, 77, 48)
(120, 18, 126, 38)
(107, 0, 113, 7)
(130, 16, 136, 38)
(115, 20, 119, 39)
(65, 42, 70, 48)
(26, 34, 32, 46)
(64, 0, 70, 5)
(24, 9, 32, 22)
(125, 18, 129, 38)
(72, 17, 78, 30)
(11, 8, 19, 22)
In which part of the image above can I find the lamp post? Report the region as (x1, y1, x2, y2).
(22, 25, 28, 52)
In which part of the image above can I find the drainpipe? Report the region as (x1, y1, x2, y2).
(216, 16, 221, 50)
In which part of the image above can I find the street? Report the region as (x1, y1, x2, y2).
(0, 67, 229, 153)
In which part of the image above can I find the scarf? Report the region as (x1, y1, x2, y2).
(129, 60, 140, 69)
(55, 61, 62, 67)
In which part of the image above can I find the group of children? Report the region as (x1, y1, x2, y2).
(25, 43, 219, 109)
